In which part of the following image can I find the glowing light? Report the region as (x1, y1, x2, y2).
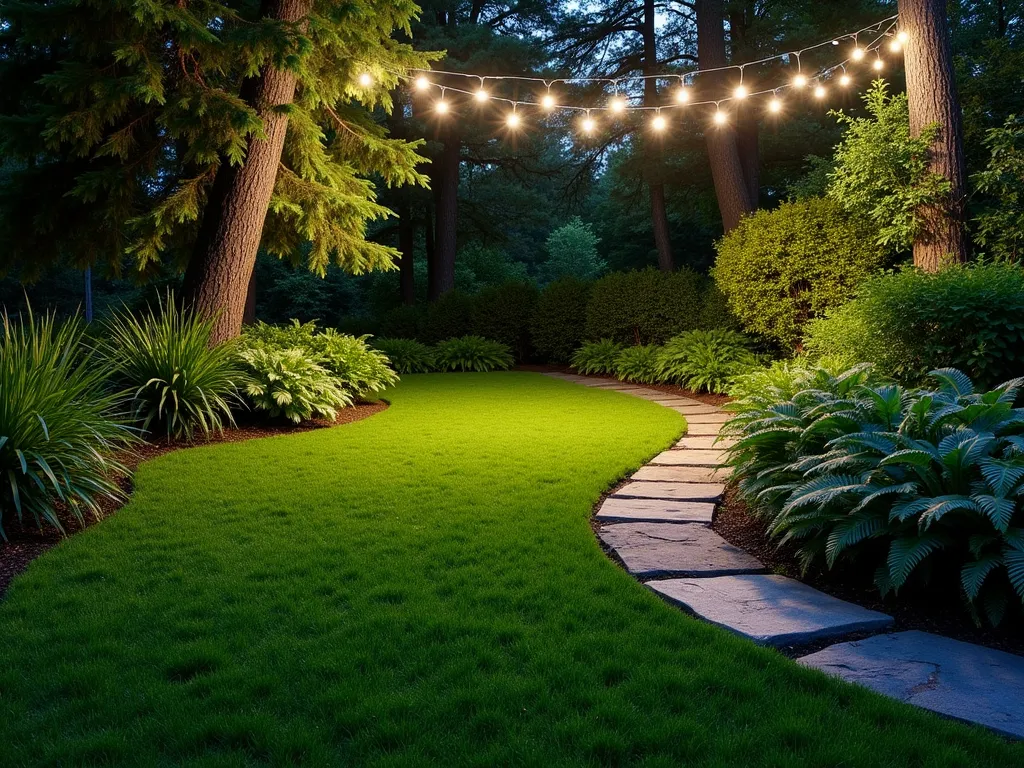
(580, 115, 596, 134)
(814, 85, 827, 99)
(435, 99, 449, 115)
(873, 58, 884, 71)
(609, 96, 626, 114)
(415, 75, 430, 92)
(897, 31, 909, 44)
(474, 88, 489, 103)
(651, 114, 667, 131)
(506, 111, 521, 128)
(713, 109, 728, 126)
(676, 87, 691, 104)
(851, 46, 865, 61)
(733, 84, 748, 100)
(358, 72, 373, 87)
(792, 73, 808, 88)
(541, 93, 556, 110)
(839, 74, 852, 87)
(768, 97, 782, 114)
(889, 38, 902, 53)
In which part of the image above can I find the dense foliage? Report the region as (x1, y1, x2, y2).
(657, 330, 756, 394)
(530, 277, 592, 363)
(471, 281, 538, 361)
(433, 336, 514, 373)
(613, 345, 662, 384)
(724, 366, 1024, 625)
(1, 310, 130, 537)
(236, 344, 352, 424)
(713, 197, 886, 348)
(972, 115, 1024, 260)
(805, 262, 1024, 388)
(372, 338, 435, 374)
(585, 267, 703, 346)
(540, 217, 606, 283)
(570, 339, 623, 376)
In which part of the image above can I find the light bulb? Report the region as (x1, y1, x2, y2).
(713, 110, 727, 126)
(609, 96, 626, 114)
(474, 88, 489, 103)
(415, 75, 430, 92)
(851, 46, 865, 61)
(541, 93, 556, 110)
(506, 111, 521, 128)
(581, 116, 596, 134)
(889, 38, 902, 53)
(873, 58, 884, 71)
(814, 85, 827, 99)
(358, 72, 373, 87)
(768, 97, 782, 114)
(734, 84, 748, 99)
(897, 31, 909, 44)
(792, 73, 808, 88)
(839, 74, 851, 87)
(676, 87, 690, 104)
(435, 99, 449, 115)
(651, 114, 667, 131)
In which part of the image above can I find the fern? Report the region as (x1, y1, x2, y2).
(657, 330, 756, 393)
(433, 336, 513, 373)
(570, 339, 623, 375)
(613, 345, 662, 384)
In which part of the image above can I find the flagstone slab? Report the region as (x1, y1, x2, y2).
(632, 465, 726, 483)
(599, 523, 766, 579)
(676, 436, 733, 450)
(682, 423, 725, 437)
(595, 497, 715, 524)
(646, 574, 893, 647)
(658, 403, 722, 414)
(679, 412, 732, 424)
(798, 631, 1024, 739)
(612, 481, 725, 502)
(650, 449, 728, 467)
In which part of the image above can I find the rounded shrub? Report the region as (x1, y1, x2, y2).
(531, 277, 592, 363)
(570, 339, 623, 375)
(423, 291, 475, 344)
(472, 281, 537, 361)
(584, 267, 703, 345)
(712, 197, 885, 348)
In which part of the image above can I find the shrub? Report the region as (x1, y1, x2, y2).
(472, 281, 537, 361)
(373, 338, 435, 374)
(97, 296, 245, 440)
(613, 345, 662, 384)
(531, 277, 592, 363)
(423, 291, 475, 344)
(585, 267, 703, 345)
(570, 339, 623, 375)
(724, 366, 1024, 625)
(657, 330, 756, 394)
(712, 196, 885, 348)
(972, 115, 1024, 261)
(696, 281, 741, 331)
(540, 217, 606, 283)
(378, 304, 425, 339)
(433, 336, 514, 372)
(236, 343, 351, 423)
(804, 262, 1024, 388)
(1, 309, 131, 538)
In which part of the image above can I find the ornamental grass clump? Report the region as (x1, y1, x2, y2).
(724, 365, 1024, 625)
(372, 338, 436, 374)
(433, 336, 514, 372)
(1, 309, 132, 538)
(570, 339, 623, 375)
(613, 345, 662, 384)
(657, 330, 756, 393)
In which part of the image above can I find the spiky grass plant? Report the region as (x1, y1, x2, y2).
(657, 330, 756, 393)
(433, 336, 514, 372)
(570, 339, 623, 375)
(372, 338, 436, 374)
(1, 309, 132, 538)
(613, 345, 662, 384)
(98, 295, 245, 440)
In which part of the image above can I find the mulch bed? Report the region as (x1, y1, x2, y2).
(0, 401, 388, 597)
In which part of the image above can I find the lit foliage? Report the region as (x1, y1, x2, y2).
(613, 345, 661, 384)
(540, 217, 606, 283)
(0, 0, 437, 280)
(0, 309, 131, 538)
(657, 330, 756, 394)
(372, 338, 435, 374)
(570, 339, 623, 375)
(713, 197, 885, 348)
(972, 115, 1024, 260)
(433, 336, 514, 373)
(98, 295, 245, 440)
(827, 80, 951, 252)
(724, 366, 1024, 625)
(236, 344, 351, 424)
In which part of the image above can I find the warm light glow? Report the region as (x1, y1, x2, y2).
(873, 58, 884, 71)
(676, 87, 691, 104)
(415, 75, 430, 92)
(609, 96, 626, 114)
(651, 114, 667, 131)
(435, 99, 449, 115)
(851, 46, 865, 61)
(506, 111, 521, 128)
(358, 72, 373, 87)
(792, 73, 808, 88)
(474, 88, 489, 103)
(541, 93, 556, 110)
(713, 109, 727, 126)
(839, 74, 852, 87)
(768, 97, 782, 114)
(581, 116, 596, 134)
(897, 31, 909, 44)
(889, 38, 902, 53)
(814, 85, 827, 99)
(733, 84, 748, 99)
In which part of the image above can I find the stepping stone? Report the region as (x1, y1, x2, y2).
(650, 449, 727, 467)
(595, 497, 715, 524)
(599, 523, 766, 579)
(676, 436, 733, 450)
(612, 481, 725, 502)
(678, 412, 731, 424)
(798, 631, 1024, 740)
(682, 423, 725, 437)
(582, 381, 622, 388)
(632, 465, 726, 483)
(660, 404, 722, 414)
(646, 574, 893, 648)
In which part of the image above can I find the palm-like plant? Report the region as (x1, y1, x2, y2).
(724, 366, 1024, 625)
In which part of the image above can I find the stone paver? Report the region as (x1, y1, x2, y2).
(599, 523, 766, 579)
(680, 423, 723, 436)
(679, 412, 732, 424)
(676, 436, 732, 450)
(798, 631, 1024, 739)
(613, 480, 725, 502)
(595, 497, 715, 524)
(632, 465, 726, 483)
(646, 575, 894, 647)
(650, 449, 727, 467)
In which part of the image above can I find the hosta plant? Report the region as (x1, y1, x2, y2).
(98, 295, 245, 440)
(658, 330, 756, 393)
(372, 338, 436, 374)
(570, 339, 623, 375)
(236, 343, 351, 423)
(613, 345, 662, 384)
(433, 336, 514, 373)
(1, 309, 132, 538)
(724, 366, 1024, 625)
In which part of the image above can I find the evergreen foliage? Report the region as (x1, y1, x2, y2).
(657, 330, 756, 394)
(613, 345, 662, 385)
(972, 115, 1024, 260)
(433, 336, 513, 373)
(530, 277, 592, 363)
(540, 217, 606, 283)
(471, 281, 538, 361)
(584, 267, 703, 346)
(372, 338, 435, 374)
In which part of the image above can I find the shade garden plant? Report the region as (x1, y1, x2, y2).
(658, 330, 756, 394)
(433, 335, 514, 372)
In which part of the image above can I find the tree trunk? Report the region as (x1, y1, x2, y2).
(424, 202, 435, 295)
(729, 5, 760, 209)
(429, 126, 459, 300)
(242, 267, 257, 325)
(398, 200, 416, 306)
(642, 0, 674, 272)
(696, 0, 756, 232)
(899, 0, 968, 270)
(182, 0, 311, 343)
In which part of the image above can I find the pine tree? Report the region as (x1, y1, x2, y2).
(0, 0, 437, 341)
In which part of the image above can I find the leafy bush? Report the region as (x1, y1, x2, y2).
(472, 281, 537, 361)
(585, 267, 703, 345)
(613, 345, 662, 384)
(378, 304, 425, 339)
(724, 366, 1024, 625)
(423, 291, 475, 344)
(1, 309, 131, 538)
(541, 217, 606, 283)
(98, 296, 244, 440)
(657, 330, 756, 393)
(433, 336, 514, 372)
(713, 196, 886, 348)
(805, 262, 1024, 388)
(373, 338, 435, 374)
(531, 277, 592, 363)
(236, 343, 351, 423)
(972, 115, 1024, 260)
(696, 281, 740, 331)
(570, 339, 623, 375)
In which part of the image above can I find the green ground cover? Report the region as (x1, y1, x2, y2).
(0, 373, 1020, 765)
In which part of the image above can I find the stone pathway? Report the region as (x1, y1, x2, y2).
(542, 371, 1024, 739)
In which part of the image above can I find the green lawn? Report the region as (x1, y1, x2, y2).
(0, 373, 1019, 766)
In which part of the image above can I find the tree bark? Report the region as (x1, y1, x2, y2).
(642, 0, 674, 272)
(899, 0, 968, 270)
(429, 125, 459, 300)
(397, 200, 416, 306)
(182, 0, 311, 343)
(242, 267, 257, 325)
(696, 0, 756, 232)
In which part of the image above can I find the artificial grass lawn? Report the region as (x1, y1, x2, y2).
(0, 373, 1020, 766)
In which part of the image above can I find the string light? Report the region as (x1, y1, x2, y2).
(768, 96, 782, 113)
(873, 57, 884, 71)
(358, 72, 373, 87)
(713, 108, 728, 126)
(609, 96, 626, 114)
(889, 37, 903, 53)
(541, 92, 556, 110)
(435, 96, 449, 115)
(580, 113, 596, 134)
(474, 87, 489, 103)
(675, 86, 691, 104)
(792, 73, 808, 88)
(839, 73, 852, 87)
(651, 113, 667, 131)
(851, 46, 865, 61)
(415, 75, 430, 92)
(734, 83, 748, 99)
(814, 84, 827, 99)
(897, 30, 909, 44)
(506, 110, 521, 129)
